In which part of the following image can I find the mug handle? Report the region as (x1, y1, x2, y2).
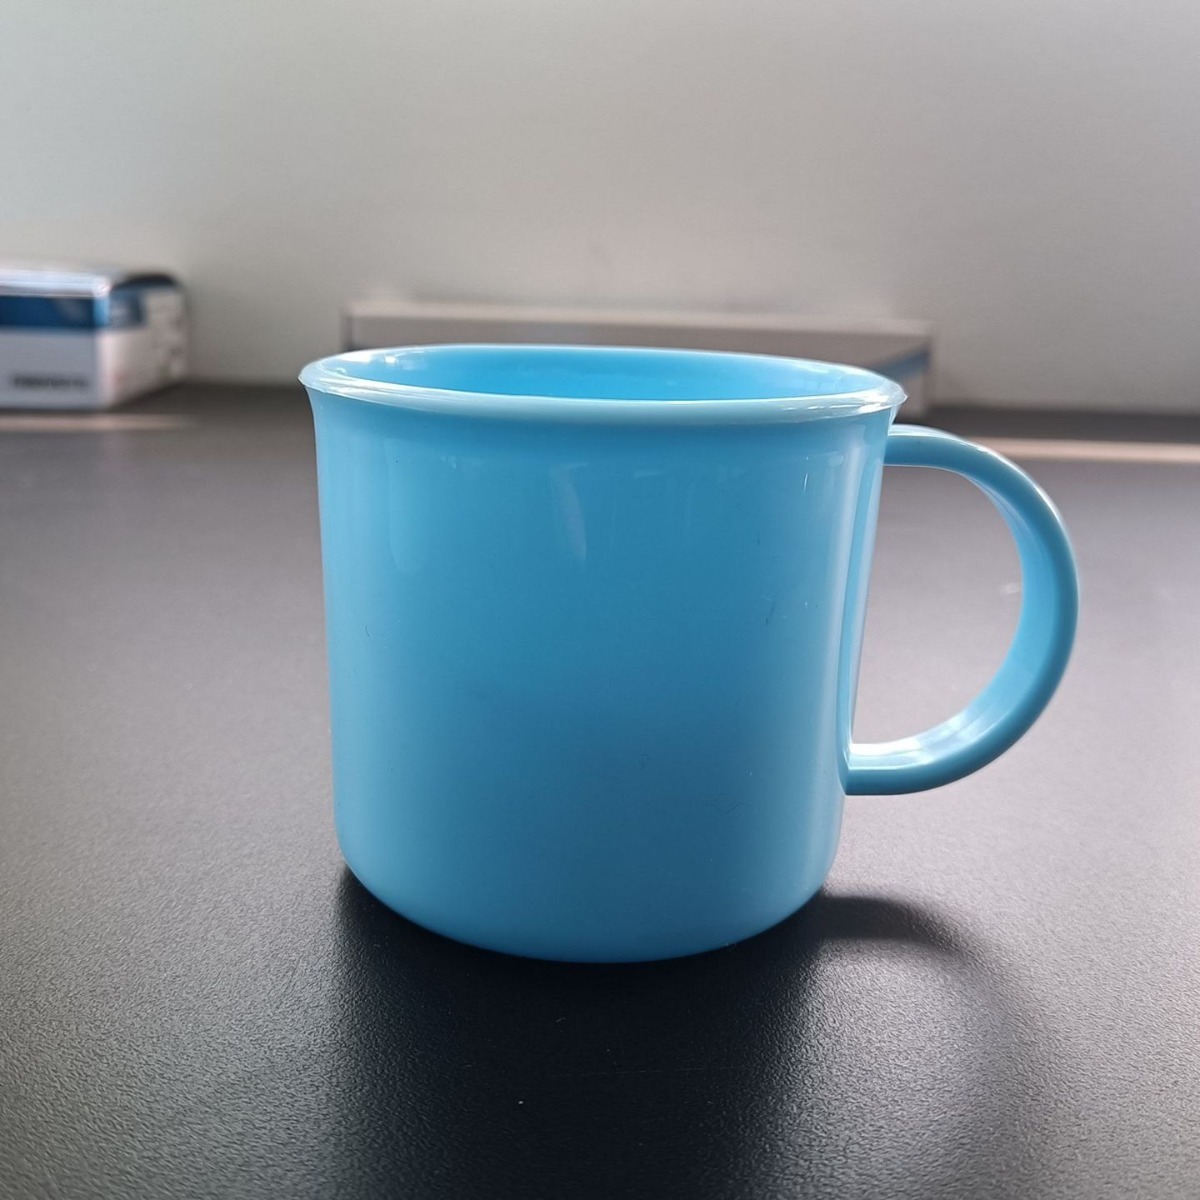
(846, 424, 1079, 796)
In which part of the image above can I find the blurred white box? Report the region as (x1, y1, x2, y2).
(0, 265, 187, 409)
(345, 301, 932, 414)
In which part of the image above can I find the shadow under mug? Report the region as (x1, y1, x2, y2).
(300, 345, 1078, 962)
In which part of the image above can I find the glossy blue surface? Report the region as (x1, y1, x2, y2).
(302, 346, 1077, 962)
(847, 427, 1078, 794)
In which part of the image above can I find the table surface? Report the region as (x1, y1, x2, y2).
(2, 387, 1198, 1200)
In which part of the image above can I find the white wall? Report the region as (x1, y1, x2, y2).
(2, 0, 1198, 408)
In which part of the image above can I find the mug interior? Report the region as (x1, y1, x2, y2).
(301, 344, 906, 423)
(330, 345, 887, 402)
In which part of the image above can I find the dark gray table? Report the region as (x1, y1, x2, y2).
(2, 387, 1198, 1199)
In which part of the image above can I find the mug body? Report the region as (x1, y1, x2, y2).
(304, 346, 900, 961)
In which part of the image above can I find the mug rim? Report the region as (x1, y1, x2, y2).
(299, 344, 906, 425)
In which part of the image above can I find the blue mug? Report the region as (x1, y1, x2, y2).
(301, 345, 1077, 962)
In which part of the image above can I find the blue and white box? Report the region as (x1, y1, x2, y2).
(0, 265, 186, 409)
